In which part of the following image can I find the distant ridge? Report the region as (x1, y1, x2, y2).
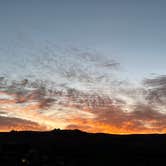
(6, 128, 166, 136)
(0, 129, 166, 165)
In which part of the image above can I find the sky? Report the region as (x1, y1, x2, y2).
(0, 0, 166, 134)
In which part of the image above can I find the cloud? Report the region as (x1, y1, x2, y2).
(66, 102, 166, 134)
(0, 116, 46, 132)
(1, 43, 166, 134)
(0, 78, 63, 131)
(2, 74, 166, 134)
(66, 75, 166, 134)
(144, 75, 166, 105)
(0, 78, 55, 108)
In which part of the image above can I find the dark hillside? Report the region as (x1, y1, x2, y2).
(0, 130, 165, 166)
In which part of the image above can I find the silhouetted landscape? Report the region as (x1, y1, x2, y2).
(0, 129, 166, 166)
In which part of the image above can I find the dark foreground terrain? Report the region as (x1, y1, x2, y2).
(0, 129, 166, 166)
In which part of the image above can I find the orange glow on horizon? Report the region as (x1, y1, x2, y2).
(66, 118, 166, 135)
(1, 113, 166, 134)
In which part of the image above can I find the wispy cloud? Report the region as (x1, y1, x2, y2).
(0, 116, 46, 132)
(0, 45, 166, 134)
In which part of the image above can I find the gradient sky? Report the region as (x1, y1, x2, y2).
(0, 0, 166, 134)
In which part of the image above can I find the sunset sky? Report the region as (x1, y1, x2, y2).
(0, 0, 166, 134)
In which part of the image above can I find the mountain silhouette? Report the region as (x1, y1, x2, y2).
(0, 129, 165, 166)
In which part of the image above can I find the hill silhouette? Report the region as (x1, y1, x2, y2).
(0, 129, 166, 166)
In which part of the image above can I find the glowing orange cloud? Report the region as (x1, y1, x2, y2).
(1, 76, 166, 134)
(66, 117, 166, 134)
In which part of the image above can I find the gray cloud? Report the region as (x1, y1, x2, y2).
(0, 116, 46, 131)
(144, 75, 166, 105)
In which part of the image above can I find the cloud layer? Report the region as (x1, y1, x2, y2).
(0, 44, 166, 134)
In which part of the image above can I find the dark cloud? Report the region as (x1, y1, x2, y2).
(0, 111, 7, 115)
(0, 116, 45, 131)
(0, 78, 56, 109)
(144, 75, 166, 87)
(66, 102, 166, 134)
(144, 75, 166, 104)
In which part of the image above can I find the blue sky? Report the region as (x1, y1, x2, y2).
(0, 0, 166, 80)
